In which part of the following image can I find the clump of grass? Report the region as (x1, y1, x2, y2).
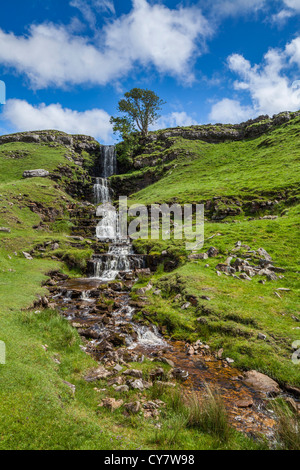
(186, 386, 230, 442)
(274, 402, 300, 450)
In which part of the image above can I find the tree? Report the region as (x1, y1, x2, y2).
(110, 88, 165, 139)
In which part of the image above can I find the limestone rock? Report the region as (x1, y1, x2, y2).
(127, 379, 152, 391)
(99, 398, 123, 411)
(23, 169, 50, 178)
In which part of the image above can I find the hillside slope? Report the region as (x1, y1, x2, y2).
(112, 113, 300, 388)
(0, 121, 299, 450)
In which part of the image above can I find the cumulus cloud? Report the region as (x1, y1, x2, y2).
(0, 0, 210, 88)
(209, 41, 300, 123)
(153, 111, 198, 130)
(209, 99, 254, 123)
(1, 99, 113, 143)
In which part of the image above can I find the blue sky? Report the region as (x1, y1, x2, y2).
(0, 0, 300, 143)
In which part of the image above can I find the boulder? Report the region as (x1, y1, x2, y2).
(22, 251, 33, 260)
(127, 379, 152, 391)
(99, 398, 123, 411)
(188, 253, 208, 260)
(243, 370, 281, 397)
(257, 248, 272, 262)
(172, 368, 189, 381)
(23, 169, 50, 178)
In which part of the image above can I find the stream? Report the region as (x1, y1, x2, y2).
(48, 145, 281, 440)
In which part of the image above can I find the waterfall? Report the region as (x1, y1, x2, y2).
(93, 144, 134, 281)
(93, 145, 117, 205)
(101, 145, 117, 178)
(94, 178, 110, 205)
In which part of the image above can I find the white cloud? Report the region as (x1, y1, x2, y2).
(210, 41, 300, 123)
(1, 99, 113, 143)
(283, 0, 300, 11)
(271, 9, 294, 24)
(208, 0, 267, 17)
(70, 0, 115, 30)
(209, 98, 254, 123)
(154, 111, 198, 130)
(0, 0, 210, 88)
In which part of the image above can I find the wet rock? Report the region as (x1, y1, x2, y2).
(236, 398, 254, 408)
(243, 370, 281, 397)
(172, 368, 189, 381)
(23, 169, 50, 178)
(84, 366, 112, 382)
(99, 398, 123, 411)
(107, 333, 126, 347)
(226, 358, 235, 364)
(186, 345, 195, 356)
(125, 401, 141, 414)
(80, 328, 101, 340)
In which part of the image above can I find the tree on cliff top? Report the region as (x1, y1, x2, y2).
(110, 88, 165, 139)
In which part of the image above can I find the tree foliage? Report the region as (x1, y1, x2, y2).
(110, 88, 165, 139)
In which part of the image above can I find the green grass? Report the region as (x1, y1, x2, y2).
(0, 137, 261, 450)
(124, 116, 300, 205)
(132, 203, 300, 386)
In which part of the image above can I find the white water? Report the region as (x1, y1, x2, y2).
(94, 178, 110, 205)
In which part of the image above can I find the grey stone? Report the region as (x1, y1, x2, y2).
(23, 169, 50, 178)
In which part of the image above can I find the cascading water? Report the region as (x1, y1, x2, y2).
(101, 145, 117, 178)
(93, 145, 136, 281)
(94, 178, 110, 205)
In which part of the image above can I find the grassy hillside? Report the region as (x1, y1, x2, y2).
(0, 134, 263, 450)
(111, 116, 300, 388)
(117, 115, 300, 206)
